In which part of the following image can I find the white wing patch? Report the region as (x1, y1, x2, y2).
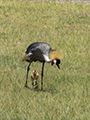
(26, 52, 32, 57)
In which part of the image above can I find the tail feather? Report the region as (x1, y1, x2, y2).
(22, 50, 26, 61)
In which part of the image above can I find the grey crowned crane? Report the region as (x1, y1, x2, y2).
(22, 42, 61, 90)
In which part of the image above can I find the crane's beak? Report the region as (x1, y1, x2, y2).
(22, 50, 26, 62)
(56, 59, 60, 69)
(56, 63, 60, 69)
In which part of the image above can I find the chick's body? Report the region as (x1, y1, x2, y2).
(31, 70, 39, 86)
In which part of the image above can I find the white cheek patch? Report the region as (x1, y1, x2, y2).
(53, 60, 57, 64)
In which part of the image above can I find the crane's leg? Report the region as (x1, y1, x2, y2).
(24, 62, 31, 87)
(41, 61, 45, 90)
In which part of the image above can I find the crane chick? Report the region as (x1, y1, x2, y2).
(31, 70, 39, 86)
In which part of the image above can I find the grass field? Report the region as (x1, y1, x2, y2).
(0, 0, 90, 120)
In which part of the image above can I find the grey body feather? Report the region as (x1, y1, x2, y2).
(26, 42, 52, 62)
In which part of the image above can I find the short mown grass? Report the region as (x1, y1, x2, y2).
(0, 0, 90, 120)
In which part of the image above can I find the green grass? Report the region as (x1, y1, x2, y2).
(0, 0, 90, 120)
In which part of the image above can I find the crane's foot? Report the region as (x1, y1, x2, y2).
(41, 84, 43, 91)
(32, 81, 38, 89)
(41, 88, 43, 91)
(24, 81, 28, 88)
(24, 85, 28, 88)
(32, 82, 34, 86)
(32, 80, 37, 86)
(34, 81, 37, 86)
(34, 84, 38, 89)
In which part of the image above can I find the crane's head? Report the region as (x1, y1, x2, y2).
(49, 50, 61, 69)
(33, 70, 37, 76)
(51, 59, 61, 69)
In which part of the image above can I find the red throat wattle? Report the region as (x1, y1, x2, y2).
(51, 61, 54, 66)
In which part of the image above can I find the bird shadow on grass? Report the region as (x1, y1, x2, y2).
(23, 86, 58, 93)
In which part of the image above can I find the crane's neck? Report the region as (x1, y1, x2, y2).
(43, 54, 52, 62)
(43, 50, 61, 63)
